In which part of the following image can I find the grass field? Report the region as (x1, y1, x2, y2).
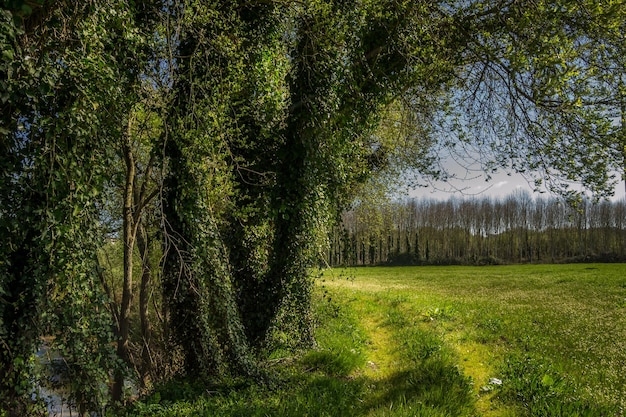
(123, 264, 626, 416)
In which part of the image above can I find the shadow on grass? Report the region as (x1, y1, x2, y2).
(123, 293, 476, 416)
(124, 357, 475, 417)
(364, 362, 475, 416)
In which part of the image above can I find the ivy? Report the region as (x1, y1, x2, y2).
(1, 0, 153, 413)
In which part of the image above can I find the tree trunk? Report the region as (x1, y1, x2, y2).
(136, 222, 153, 387)
(112, 123, 136, 403)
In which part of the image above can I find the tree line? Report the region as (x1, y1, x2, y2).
(2, 0, 626, 415)
(330, 192, 626, 266)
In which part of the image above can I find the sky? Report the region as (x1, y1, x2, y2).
(407, 169, 626, 202)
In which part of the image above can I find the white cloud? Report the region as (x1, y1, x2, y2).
(494, 181, 508, 188)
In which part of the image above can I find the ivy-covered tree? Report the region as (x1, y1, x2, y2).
(160, 0, 459, 376)
(1, 0, 157, 413)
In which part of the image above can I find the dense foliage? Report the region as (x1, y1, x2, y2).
(1, 1, 153, 413)
(1, 0, 625, 414)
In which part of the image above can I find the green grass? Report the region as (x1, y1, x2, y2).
(119, 264, 626, 416)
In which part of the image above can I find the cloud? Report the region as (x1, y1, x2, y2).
(494, 181, 508, 188)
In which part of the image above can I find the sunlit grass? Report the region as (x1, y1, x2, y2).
(323, 264, 626, 415)
(120, 264, 626, 416)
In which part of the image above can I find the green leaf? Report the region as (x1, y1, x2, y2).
(2, 49, 14, 61)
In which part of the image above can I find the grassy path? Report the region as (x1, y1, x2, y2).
(358, 308, 396, 378)
(346, 294, 497, 415)
(316, 284, 478, 416)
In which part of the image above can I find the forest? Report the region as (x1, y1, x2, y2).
(330, 192, 626, 266)
(1, 0, 625, 415)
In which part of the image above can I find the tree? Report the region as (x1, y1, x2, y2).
(111, 100, 162, 401)
(160, 0, 459, 375)
(1, 0, 157, 412)
(444, 0, 626, 202)
(333, 193, 626, 267)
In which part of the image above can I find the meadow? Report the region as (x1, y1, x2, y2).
(123, 264, 626, 416)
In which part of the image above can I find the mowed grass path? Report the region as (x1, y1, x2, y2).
(320, 264, 626, 415)
(124, 264, 626, 416)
